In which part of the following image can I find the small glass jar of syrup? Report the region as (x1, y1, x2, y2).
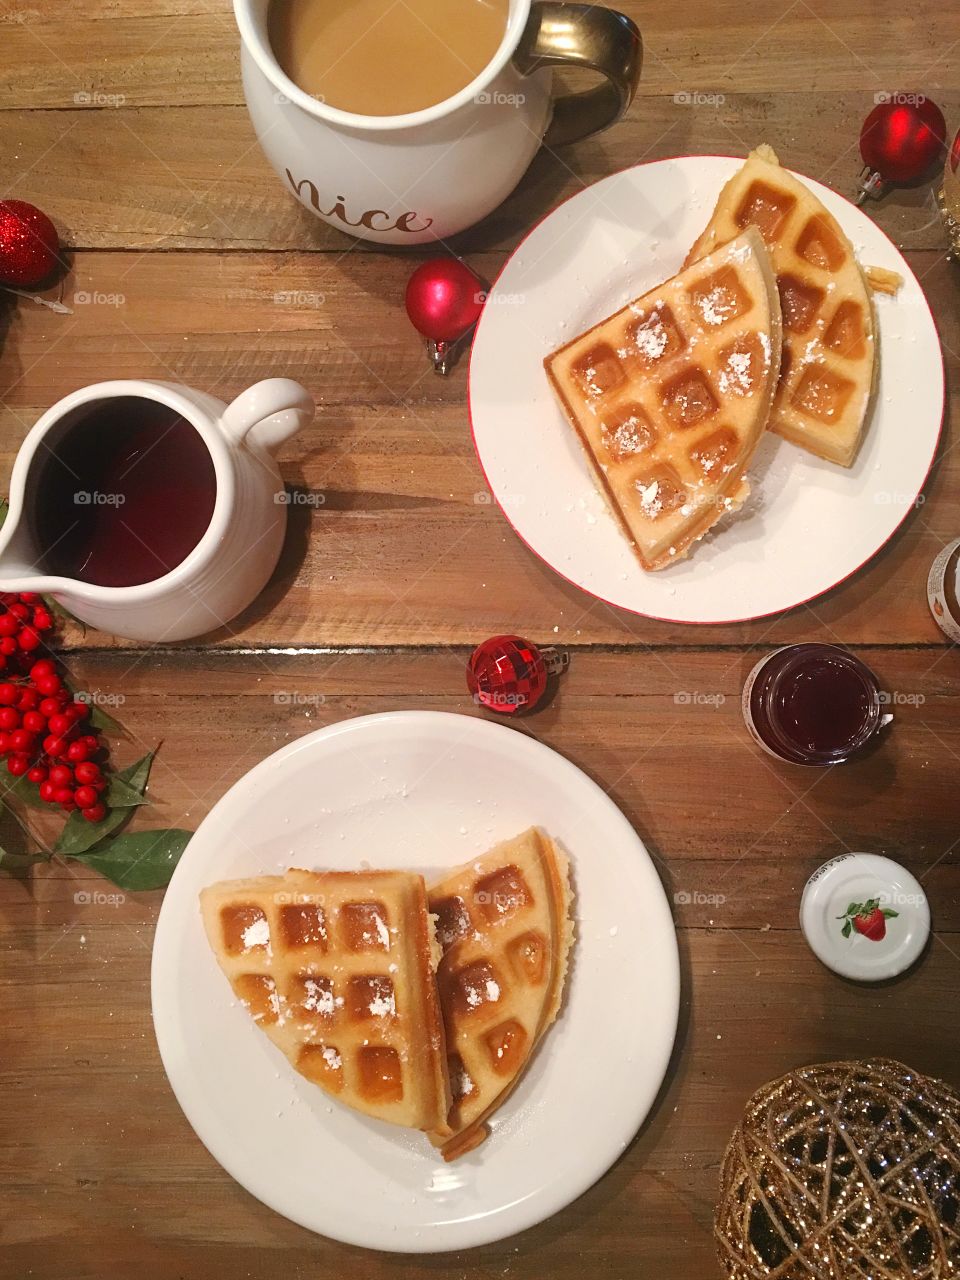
(742, 644, 889, 766)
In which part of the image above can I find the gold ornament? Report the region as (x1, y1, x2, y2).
(940, 128, 960, 260)
(715, 1059, 960, 1279)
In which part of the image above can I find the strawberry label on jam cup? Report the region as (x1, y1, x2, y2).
(927, 537, 960, 644)
(836, 897, 899, 942)
(800, 853, 929, 982)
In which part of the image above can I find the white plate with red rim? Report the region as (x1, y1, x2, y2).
(468, 155, 945, 624)
(151, 711, 679, 1253)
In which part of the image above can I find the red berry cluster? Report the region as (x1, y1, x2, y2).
(0, 593, 109, 822)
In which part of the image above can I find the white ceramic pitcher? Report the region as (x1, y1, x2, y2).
(0, 377, 315, 642)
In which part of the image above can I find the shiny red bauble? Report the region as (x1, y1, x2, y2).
(405, 258, 485, 344)
(0, 200, 60, 287)
(859, 98, 946, 184)
(466, 635, 555, 716)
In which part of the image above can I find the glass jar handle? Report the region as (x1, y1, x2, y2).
(514, 2, 642, 146)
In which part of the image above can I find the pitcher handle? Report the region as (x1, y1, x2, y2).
(221, 378, 315, 454)
(514, 3, 642, 147)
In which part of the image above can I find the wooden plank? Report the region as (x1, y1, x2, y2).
(2, 918, 958, 1277)
(0, 649, 954, 925)
(3, 0, 957, 108)
(2, 94, 956, 252)
(0, 249, 956, 648)
(1, 648, 958, 1275)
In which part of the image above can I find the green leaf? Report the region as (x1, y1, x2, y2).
(862, 898, 879, 913)
(0, 775, 47, 810)
(841, 920, 852, 938)
(73, 828, 192, 890)
(882, 909, 899, 919)
(85, 701, 124, 734)
(844, 902, 860, 916)
(106, 751, 155, 808)
(0, 846, 48, 870)
(55, 751, 155, 856)
(56, 802, 130, 856)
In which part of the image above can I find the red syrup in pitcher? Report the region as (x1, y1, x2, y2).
(742, 643, 885, 765)
(29, 397, 217, 588)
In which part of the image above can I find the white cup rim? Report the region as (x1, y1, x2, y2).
(233, 0, 532, 132)
(0, 380, 237, 603)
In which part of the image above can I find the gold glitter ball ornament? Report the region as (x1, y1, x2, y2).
(715, 1059, 960, 1279)
(940, 127, 960, 260)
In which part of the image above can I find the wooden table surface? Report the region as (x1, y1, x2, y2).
(1, 2, 959, 1277)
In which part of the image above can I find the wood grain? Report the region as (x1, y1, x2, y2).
(2, 1, 960, 1275)
(3, 0, 956, 108)
(0, 249, 956, 648)
(2, 95, 957, 252)
(1, 650, 959, 1279)
(0, 648, 954, 927)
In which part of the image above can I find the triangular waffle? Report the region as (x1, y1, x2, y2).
(200, 868, 450, 1131)
(545, 227, 782, 569)
(427, 829, 573, 1160)
(686, 145, 879, 467)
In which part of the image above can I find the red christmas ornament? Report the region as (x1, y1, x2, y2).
(857, 97, 946, 203)
(405, 257, 485, 375)
(0, 200, 60, 287)
(467, 634, 568, 716)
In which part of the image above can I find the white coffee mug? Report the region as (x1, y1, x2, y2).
(0, 378, 315, 642)
(235, 0, 641, 245)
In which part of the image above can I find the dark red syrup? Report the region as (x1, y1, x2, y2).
(28, 397, 217, 588)
(745, 643, 883, 765)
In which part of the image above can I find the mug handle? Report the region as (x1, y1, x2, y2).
(514, 3, 642, 146)
(221, 378, 315, 455)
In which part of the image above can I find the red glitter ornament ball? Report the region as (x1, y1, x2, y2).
(859, 97, 946, 185)
(467, 635, 556, 716)
(0, 200, 60, 288)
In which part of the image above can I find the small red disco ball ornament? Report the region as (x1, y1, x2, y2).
(467, 634, 566, 716)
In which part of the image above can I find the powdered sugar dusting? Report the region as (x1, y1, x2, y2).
(637, 479, 662, 519)
(242, 917, 271, 954)
(633, 315, 669, 361)
(373, 912, 390, 951)
(303, 979, 335, 1016)
(369, 991, 396, 1018)
(697, 285, 738, 327)
(718, 350, 753, 396)
(464, 975, 502, 1008)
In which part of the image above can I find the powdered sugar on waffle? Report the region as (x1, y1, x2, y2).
(464, 975, 501, 1008)
(636, 480, 663, 519)
(718, 350, 753, 396)
(303, 979, 337, 1016)
(628, 308, 670, 361)
(369, 991, 397, 1017)
(242, 917, 271, 954)
(373, 912, 390, 950)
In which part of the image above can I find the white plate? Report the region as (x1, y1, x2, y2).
(469, 156, 945, 624)
(151, 711, 680, 1253)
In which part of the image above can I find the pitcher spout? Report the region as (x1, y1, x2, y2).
(0, 506, 65, 595)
